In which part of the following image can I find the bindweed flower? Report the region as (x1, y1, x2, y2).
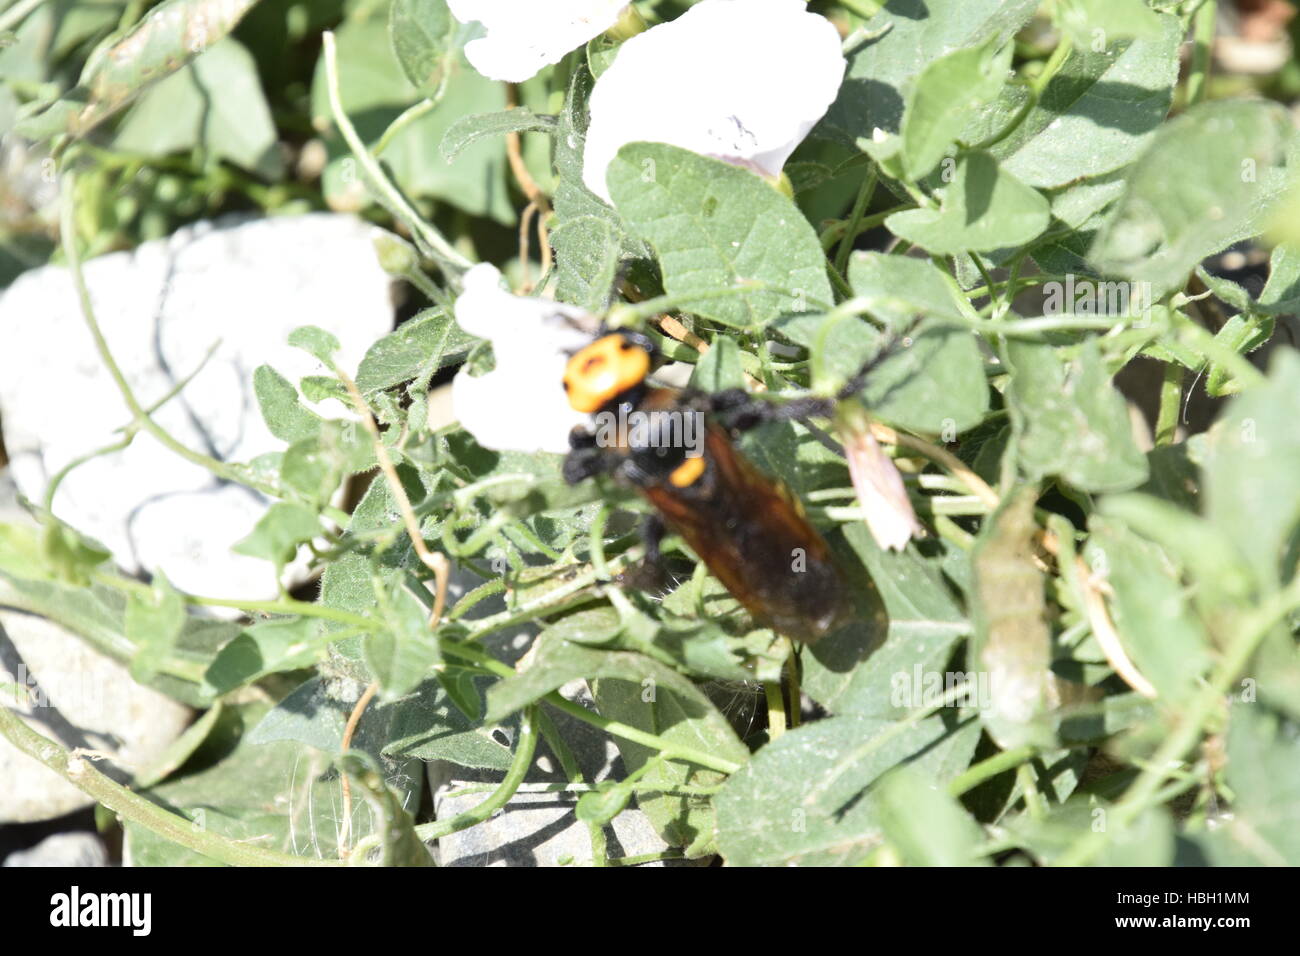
(448, 0, 629, 83)
(582, 0, 846, 203)
(836, 405, 923, 552)
(451, 264, 594, 454)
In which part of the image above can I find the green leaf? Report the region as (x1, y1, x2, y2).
(1201, 348, 1300, 589)
(436, 667, 482, 723)
(1098, 493, 1255, 609)
(1056, 0, 1166, 48)
(365, 581, 442, 698)
(441, 108, 557, 162)
(1004, 338, 1149, 492)
(203, 618, 325, 695)
(126, 698, 421, 864)
(383, 677, 515, 771)
(41, 519, 111, 587)
(1089, 100, 1293, 296)
(232, 502, 322, 565)
(281, 421, 376, 505)
(803, 524, 968, 717)
(1206, 312, 1273, 398)
(589, 672, 749, 858)
(714, 713, 978, 866)
(1085, 517, 1212, 704)
(1200, 705, 1300, 865)
(313, 16, 512, 222)
(970, 486, 1056, 751)
(356, 308, 475, 393)
(19, 0, 260, 141)
(254, 365, 322, 444)
(887, 151, 1050, 255)
(125, 571, 186, 684)
(877, 765, 987, 865)
(983, 15, 1180, 189)
(575, 784, 634, 826)
(389, 0, 458, 95)
(338, 752, 434, 865)
(112, 38, 281, 178)
(288, 325, 341, 363)
(901, 39, 1011, 179)
(550, 215, 622, 311)
(822, 0, 1040, 144)
(779, 256, 990, 434)
(1259, 242, 1300, 314)
(688, 335, 745, 392)
(606, 143, 834, 328)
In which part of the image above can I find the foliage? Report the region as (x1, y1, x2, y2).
(1, 0, 1299, 868)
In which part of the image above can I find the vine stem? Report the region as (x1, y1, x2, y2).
(58, 172, 280, 499)
(414, 706, 539, 841)
(0, 0, 48, 33)
(441, 640, 742, 775)
(320, 32, 472, 277)
(948, 745, 1038, 797)
(0, 704, 340, 866)
(1056, 572, 1300, 866)
(1154, 361, 1184, 445)
(834, 165, 878, 276)
(1030, 31, 1072, 97)
(1186, 0, 1217, 107)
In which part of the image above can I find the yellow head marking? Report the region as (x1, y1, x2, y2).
(563, 335, 651, 413)
(669, 455, 706, 488)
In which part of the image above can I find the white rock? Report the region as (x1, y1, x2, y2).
(0, 213, 394, 600)
(4, 832, 109, 867)
(0, 603, 193, 823)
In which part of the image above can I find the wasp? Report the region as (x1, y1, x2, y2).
(560, 329, 889, 643)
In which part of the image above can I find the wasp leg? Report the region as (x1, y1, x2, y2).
(619, 513, 671, 594)
(704, 388, 835, 434)
(562, 427, 616, 485)
(641, 513, 666, 565)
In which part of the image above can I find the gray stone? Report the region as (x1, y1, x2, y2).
(0, 213, 395, 601)
(4, 832, 108, 867)
(430, 639, 689, 865)
(1, 468, 192, 823)
(0, 604, 194, 823)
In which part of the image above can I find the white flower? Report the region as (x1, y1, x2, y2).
(582, 0, 845, 203)
(448, 0, 629, 83)
(452, 264, 594, 454)
(839, 417, 922, 552)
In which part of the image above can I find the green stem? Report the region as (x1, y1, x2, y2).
(948, 745, 1037, 797)
(415, 706, 539, 840)
(59, 173, 281, 499)
(374, 99, 437, 157)
(91, 569, 375, 629)
(1031, 33, 1072, 97)
(542, 693, 743, 775)
(1154, 361, 1184, 445)
(820, 205, 910, 251)
(834, 165, 877, 276)
(1186, 0, 1216, 107)
(0, 0, 48, 33)
(0, 704, 340, 866)
(1056, 572, 1300, 866)
(321, 32, 472, 278)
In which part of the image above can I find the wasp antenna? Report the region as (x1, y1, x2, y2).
(836, 313, 925, 401)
